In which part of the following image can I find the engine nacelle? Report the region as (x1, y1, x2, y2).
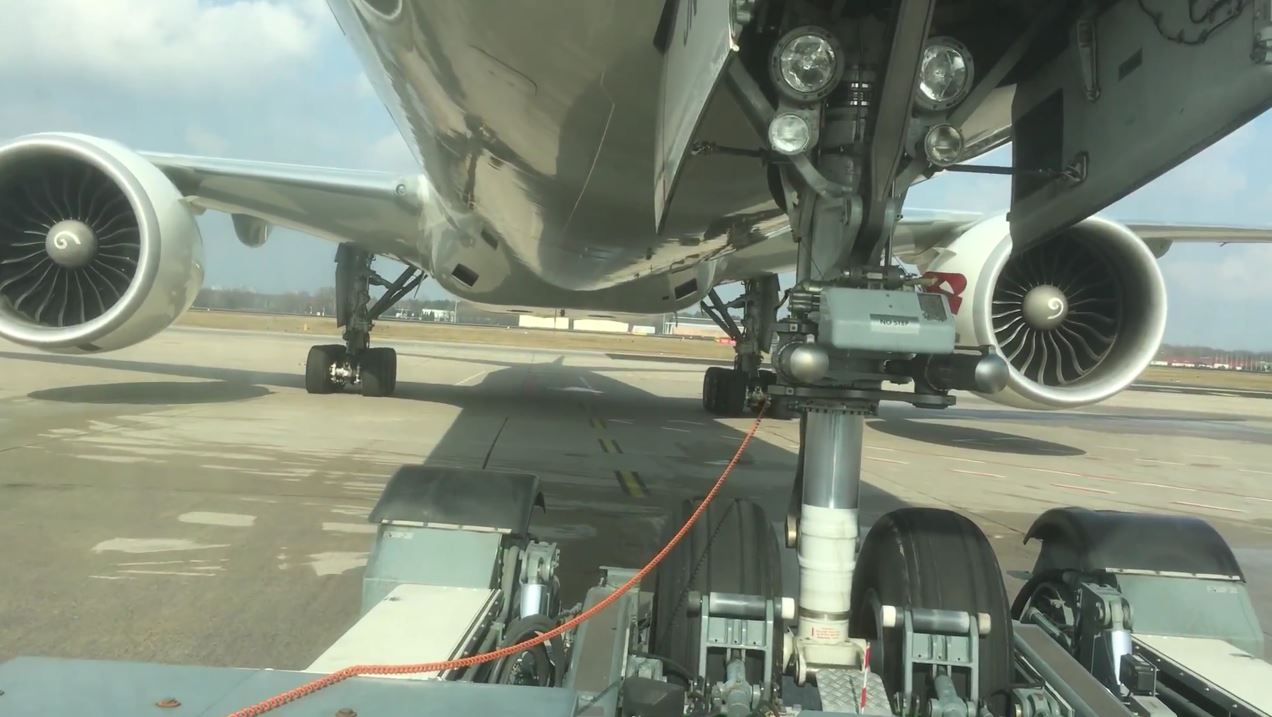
(0, 133, 203, 353)
(921, 214, 1166, 410)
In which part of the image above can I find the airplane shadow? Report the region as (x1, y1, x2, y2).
(2, 351, 307, 394)
(0, 348, 914, 604)
(28, 381, 271, 406)
(603, 352, 728, 367)
(867, 418, 1086, 457)
(396, 351, 708, 375)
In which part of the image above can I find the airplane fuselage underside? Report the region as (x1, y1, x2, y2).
(329, 0, 788, 313)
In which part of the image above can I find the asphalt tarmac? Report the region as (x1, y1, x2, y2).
(1, 326, 1270, 670)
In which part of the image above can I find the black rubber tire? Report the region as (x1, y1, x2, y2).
(850, 508, 1013, 716)
(650, 498, 784, 694)
(720, 369, 748, 417)
(305, 344, 345, 394)
(703, 366, 727, 415)
(385, 347, 398, 394)
(360, 347, 397, 397)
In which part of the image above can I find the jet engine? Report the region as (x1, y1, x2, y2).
(921, 214, 1166, 410)
(0, 133, 203, 353)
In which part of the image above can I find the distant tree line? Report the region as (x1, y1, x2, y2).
(194, 287, 459, 317)
(1156, 344, 1272, 371)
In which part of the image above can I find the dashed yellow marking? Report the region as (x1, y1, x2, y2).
(588, 412, 636, 495)
(615, 470, 647, 498)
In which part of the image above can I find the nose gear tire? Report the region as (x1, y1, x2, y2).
(650, 498, 784, 696)
(850, 508, 1013, 716)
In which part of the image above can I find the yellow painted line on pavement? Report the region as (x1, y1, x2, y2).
(589, 411, 636, 494)
(615, 470, 647, 498)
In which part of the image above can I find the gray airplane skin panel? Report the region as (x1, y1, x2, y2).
(653, 0, 737, 230)
(322, 0, 777, 302)
(1009, 0, 1272, 248)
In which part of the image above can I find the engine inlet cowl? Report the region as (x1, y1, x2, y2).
(992, 238, 1122, 387)
(922, 214, 1167, 410)
(0, 133, 204, 353)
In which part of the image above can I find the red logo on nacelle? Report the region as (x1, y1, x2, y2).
(922, 271, 967, 314)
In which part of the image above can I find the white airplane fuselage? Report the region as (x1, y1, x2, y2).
(327, 0, 817, 314)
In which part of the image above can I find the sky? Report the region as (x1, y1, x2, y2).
(0, 0, 1268, 350)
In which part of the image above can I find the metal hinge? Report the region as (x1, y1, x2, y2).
(731, 0, 757, 43)
(1076, 14, 1100, 101)
(1059, 152, 1089, 187)
(1254, 0, 1272, 63)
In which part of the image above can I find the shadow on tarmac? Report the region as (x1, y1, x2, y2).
(0, 349, 912, 603)
(28, 381, 271, 405)
(867, 418, 1086, 457)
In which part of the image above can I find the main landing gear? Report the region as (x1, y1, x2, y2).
(304, 244, 425, 397)
(699, 275, 794, 419)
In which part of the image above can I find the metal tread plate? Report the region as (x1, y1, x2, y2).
(308, 584, 498, 679)
(370, 466, 540, 534)
(816, 667, 892, 715)
(0, 657, 579, 717)
(1135, 634, 1272, 714)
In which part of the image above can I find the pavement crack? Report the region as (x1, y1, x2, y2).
(481, 416, 511, 470)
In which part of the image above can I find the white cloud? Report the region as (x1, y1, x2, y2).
(0, 101, 85, 138)
(362, 131, 415, 173)
(354, 72, 376, 99)
(0, 0, 332, 95)
(908, 145, 1013, 214)
(184, 125, 231, 155)
(1111, 120, 1258, 222)
(910, 172, 1010, 214)
(1162, 243, 1272, 302)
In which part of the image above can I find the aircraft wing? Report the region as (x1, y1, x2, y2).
(888, 211, 1272, 264)
(1123, 223, 1272, 244)
(142, 152, 428, 261)
(1123, 222, 1272, 257)
(893, 210, 983, 257)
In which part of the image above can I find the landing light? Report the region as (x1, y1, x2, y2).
(771, 28, 843, 102)
(768, 113, 813, 155)
(923, 124, 964, 166)
(916, 37, 973, 111)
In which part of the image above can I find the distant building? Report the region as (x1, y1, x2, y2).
(456, 303, 519, 327)
(420, 309, 456, 322)
(573, 319, 631, 334)
(390, 308, 455, 322)
(667, 315, 728, 339)
(518, 315, 570, 330)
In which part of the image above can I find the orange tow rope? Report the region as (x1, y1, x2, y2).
(227, 405, 768, 717)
